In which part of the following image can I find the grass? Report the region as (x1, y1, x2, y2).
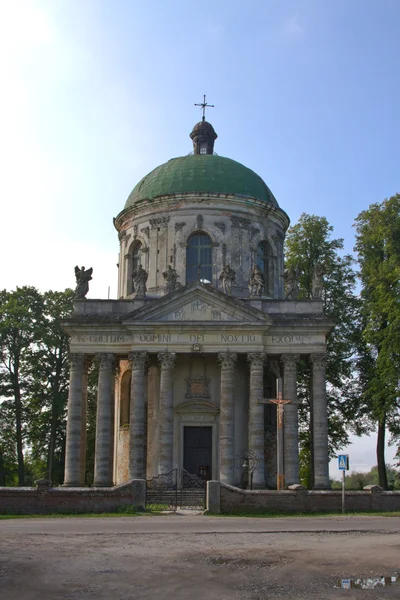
(208, 510, 400, 518)
(0, 504, 169, 519)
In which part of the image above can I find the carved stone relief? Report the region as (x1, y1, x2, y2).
(231, 215, 251, 229)
(150, 216, 170, 229)
(214, 221, 226, 235)
(175, 221, 186, 233)
(185, 378, 210, 399)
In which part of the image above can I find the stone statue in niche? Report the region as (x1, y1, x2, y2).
(311, 263, 324, 299)
(249, 265, 264, 297)
(219, 264, 236, 295)
(283, 266, 301, 299)
(132, 264, 148, 297)
(74, 266, 93, 299)
(163, 264, 180, 294)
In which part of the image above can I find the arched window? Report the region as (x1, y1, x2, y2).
(186, 232, 212, 284)
(256, 241, 274, 296)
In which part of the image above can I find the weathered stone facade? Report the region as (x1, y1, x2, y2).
(62, 120, 335, 490)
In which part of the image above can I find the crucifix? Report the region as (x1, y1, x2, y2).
(194, 94, 215, 122)
(260, 378, 291, 491)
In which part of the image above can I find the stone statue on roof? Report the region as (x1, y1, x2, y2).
(219, 264, 236, 295)
(74, 266, 93, 299)
(132, 264, 148, 298)
(249, 265, 264, 297)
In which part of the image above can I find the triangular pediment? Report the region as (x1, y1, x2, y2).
(123, 283, 270, 324)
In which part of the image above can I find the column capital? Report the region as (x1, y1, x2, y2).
(247, 352, 266, 369)
(158, 351, 176, 370)
(68, 353, 85, 369)
(128, 351, 148, 370)
(281, 354, 300, 372)
(310, 353, 327, 370)
(95, 353, 116, 370)
(218, 351, 237, 370)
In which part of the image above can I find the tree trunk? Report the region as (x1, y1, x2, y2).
(377, 415, 388, 490)
(14, 380, 25, 486)
(0, 445, 6, 486)
(47, 352, 63, 483)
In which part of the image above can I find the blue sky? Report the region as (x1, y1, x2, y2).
(0, 0, 398, 472)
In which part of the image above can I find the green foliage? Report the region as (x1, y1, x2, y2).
(354, 195, 400, 487)
(0, 287, 74, 486)
(331, 465, 400, 491)
(285, 214, 361, 486)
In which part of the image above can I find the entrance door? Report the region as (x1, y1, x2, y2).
(183, 426, 212, 480)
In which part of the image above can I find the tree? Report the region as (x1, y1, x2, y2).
(0, 287, 44, 485)
(25, 290, 75, 484)
(284, 214, 361, 486)
(354, 195, 400, 489)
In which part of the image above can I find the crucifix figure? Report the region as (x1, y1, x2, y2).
(260, 378, 291, 491)
(194, 94, 214, 122)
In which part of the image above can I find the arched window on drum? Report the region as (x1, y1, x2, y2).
(186, 232, 213, 284)
(127, 240, 142, 294)
(256, 240, 274, 297)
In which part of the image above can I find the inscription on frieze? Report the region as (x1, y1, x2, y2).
(270, 335, 311, 344)
(133, 332, 261, 345)
(76, 334, 126, 343)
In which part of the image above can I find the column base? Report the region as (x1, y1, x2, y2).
(313, 483, 332, 490)
(92, 481, 114, 488)
(61, 482, 85, 487)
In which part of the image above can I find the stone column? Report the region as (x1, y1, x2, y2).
(157, 352, 176, 474)
(281, 354, 300, 486)
(63, 353, 85, 486)
(218, 352, 237, 485)
(310, 353, 330, 489)
(79, 357, 91, 486)
(93, 353, 116, 487)
(247, 353, 266, 488)
(128, 351, 148, 480)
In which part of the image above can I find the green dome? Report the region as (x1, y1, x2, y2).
(125, 154, 278, 209)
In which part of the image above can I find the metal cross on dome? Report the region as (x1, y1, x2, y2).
(194, 94, 214, 121)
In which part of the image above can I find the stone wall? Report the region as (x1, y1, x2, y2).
(217, 483, 400, 514)
(0, 479, 145, 515)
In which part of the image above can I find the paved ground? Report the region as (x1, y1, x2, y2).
(1, 514, 400, 599)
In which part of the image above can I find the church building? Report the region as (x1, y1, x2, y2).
(63, 113, 334, 491)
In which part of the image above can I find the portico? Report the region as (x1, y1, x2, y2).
(63, 283, 332, 489)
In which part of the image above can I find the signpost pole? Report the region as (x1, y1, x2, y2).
(342, 469, 345, 514)
(338, 454, 349, 514)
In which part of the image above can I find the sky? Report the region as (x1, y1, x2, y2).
(0, 0, 399, 476)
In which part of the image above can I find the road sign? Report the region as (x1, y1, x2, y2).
(338, 454, 349, 470)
